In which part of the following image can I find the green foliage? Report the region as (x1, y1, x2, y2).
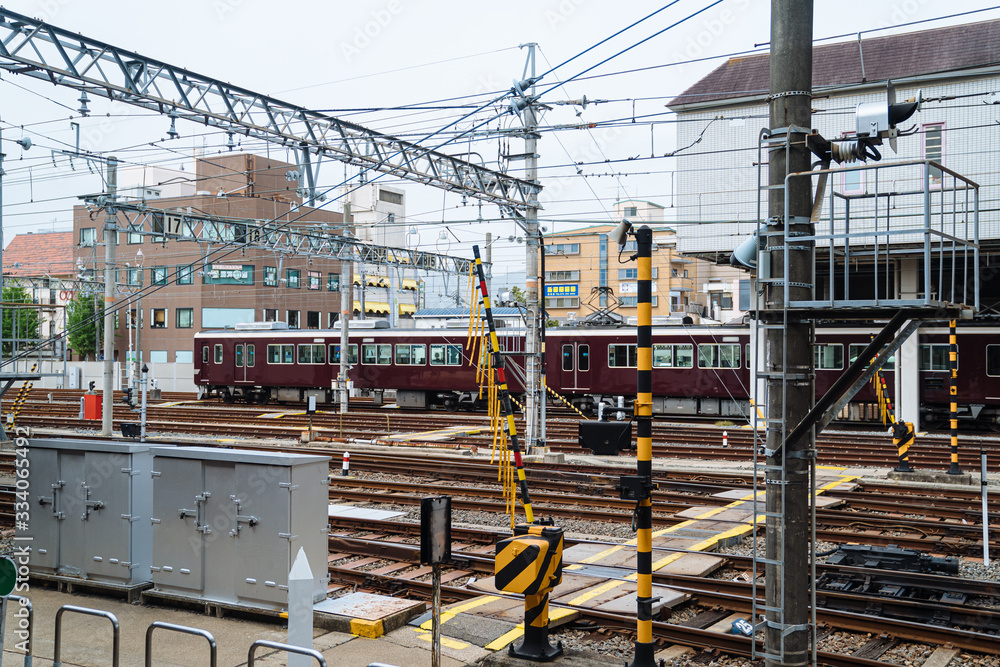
(66, 293, 101, 360)
(2, 287, 39, 356)
(508, 286, 526, 302)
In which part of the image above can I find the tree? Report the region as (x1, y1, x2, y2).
(508, 286, 526, 303)
(66, 292, 101, 361)
(2, 286, 40, 356)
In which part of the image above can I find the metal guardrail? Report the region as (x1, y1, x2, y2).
(53, 605, 119, 667)
(247, 639, 327, 666)
(144, 622, 217, 667)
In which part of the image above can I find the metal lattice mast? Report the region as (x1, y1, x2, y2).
(0, 8, 535, 211)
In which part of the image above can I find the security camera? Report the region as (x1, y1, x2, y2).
(608, 219, 632, 248)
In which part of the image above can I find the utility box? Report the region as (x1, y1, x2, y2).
(17, 438, 155, 586)
(149, 446, 330, 610)
(83, 393, 101, 420)
(578, 421, 633, 455)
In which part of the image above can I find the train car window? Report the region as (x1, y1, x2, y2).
(202, 346, 209, 364)
(235, 345, 244, 367)
(395, 344, 426, 365)
(247, 344, 255, 367)
(919, 344, 952, 371)
(698, 344, 740, 369)
(652, 344, 694, 368)
(445, 344, 462, 365)
(214, 344, 223, 364)
(814, 344, 844, 370)
(848, 343, 895, 370)
(362, 344, 378, 364)
(608, 344, 637, 368)
(298, 344, 326, 364)
(987, 345, 1000, 377)
(378, 344, 392, 365)
(579, 345, 590, 371)
(562, 345, 573, 371)
(430, 345, 446, 365)
(329, 344, 359, 365)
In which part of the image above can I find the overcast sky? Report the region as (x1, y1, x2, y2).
(1, 0, 998, 280)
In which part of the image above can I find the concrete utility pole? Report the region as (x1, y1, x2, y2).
(765, 2, 814, 666)
(521, 42, 542, 454)
(101, 157, 118, 437)
(339, 187, 352, 414)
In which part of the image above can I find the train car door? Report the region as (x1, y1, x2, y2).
(234, 342, 256, 384)
(560, 342, 591, 391)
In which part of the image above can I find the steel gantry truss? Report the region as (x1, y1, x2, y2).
(0, 6, 537, 211)
(85, 199, 482, 276)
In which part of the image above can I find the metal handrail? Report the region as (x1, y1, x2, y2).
(247, 639, 326, 666)
(144, 621, 217, 667)
(53, 605, 119, 667)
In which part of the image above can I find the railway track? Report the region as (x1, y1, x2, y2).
(7, 392, 1000, 471)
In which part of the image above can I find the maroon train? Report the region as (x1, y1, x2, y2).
(194, 322, 1000, 428)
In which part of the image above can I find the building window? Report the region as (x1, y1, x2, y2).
(177, 264, 194, 285)
(151, 267, 168, 285)
(328, 274, 340, 291)
(176, 308, 193, 328)
(306, 311, 320, 329)
(619, 296, 658, 307)
(395, 344, 426, 365)
(545, 243, 580, 255)
(267, 344, 295, 364)
(814, 344, 844, 370)
(150, 350, 168, 364)
(923, 123, 944, 185)
(127, 224, 143, 244)
(330, 344, 359, 365)
(287, 310, 300, 328)
(264, 309, 277, 322)
(848, 343, 896, 371)
(308, 271, 321, 290)
(698, 344, 740, 369)
(286, 269, 300, 288)
(608, 344, 637, 368)
(919, 344, 951, 371)
(379, 189, 403, 205)
(214, 344, 223, 364)
(618, 268, 657, 280)
(624, 206, 638, 216)
(264, 266, 278, 287)
(151, 308, 167, 328)
(361, 344, 392, 365)
(546, 270, 579, 281)
(430, 344, 462, 366)
(328, 312, 338, 328)
(176, 350, 193, 363)
(544, 297, 580, 309)
(80, 227, 97, 246)
(298, 344, 326, 364)
(710, 292, 734, 311)
(653, 344, 694, 368)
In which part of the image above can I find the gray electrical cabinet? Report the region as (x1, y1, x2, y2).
(17, 438, 155, 586)
(149, 447, 330, 609)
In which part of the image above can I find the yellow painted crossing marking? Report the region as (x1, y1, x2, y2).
(484, 608, 576, 651)
(413, 629, 470, 649)
(386, 425, 486, 441)
(418, 595, 499, 630)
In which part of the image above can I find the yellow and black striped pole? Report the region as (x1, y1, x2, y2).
(947, 320, 961, 474)
(892, 421, 914, 472)
(473, 246, 534, 523)
(617, 225, 658, 667)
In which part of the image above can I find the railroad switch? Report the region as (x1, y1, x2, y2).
(495, 523, 564, 661)
(617, 474, 657, 502)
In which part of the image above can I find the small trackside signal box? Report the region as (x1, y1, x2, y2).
(495, 524, 563, 595)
